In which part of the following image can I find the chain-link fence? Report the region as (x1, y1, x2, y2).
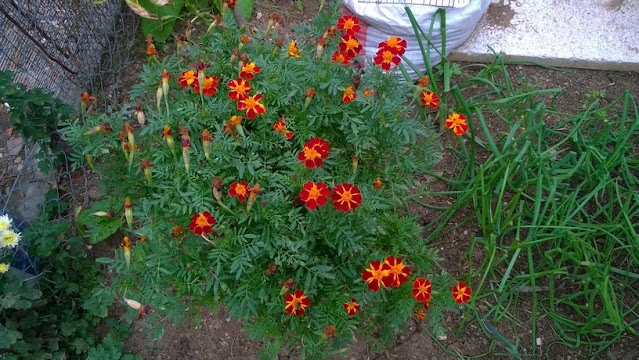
(1, 1, 140, 276)
(0, 0, 140, 108)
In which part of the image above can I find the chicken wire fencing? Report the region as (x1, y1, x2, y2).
(1, 0, 140, 275)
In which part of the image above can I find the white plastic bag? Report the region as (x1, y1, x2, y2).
(342, 0, 491, 79)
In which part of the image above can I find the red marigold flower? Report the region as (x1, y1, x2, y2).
(452, 281, 472, 304)
(273, 118, 293, 139)
(412, 277, 432, 303)
(225, 0, 236, 8)
(297, 137, 330, 168)
(238, 94, 266, 119)
(299, 181, 330, 210)
(343, 298, 361, 316)
(384, 256, 411, 288)
(445, 113, 469, 136)
(81, 92, 96, 104)
(284, 289, 310, 316)
(228, 181, 249, 202)
(194, 75, 219, 96)
(423, 296, 432, 311)
(189, 211, 216, 236)
(413, 307, 426, 321)
(227, 78, 251, 101)
(362, 261, 392, 292)
(331, 50, 352, 65)
(240, 62, 260, 80)
(379, 36, 407, 56)
(338, 35, 362, 57)
(373, 48, 401, 71)
(420, 91, 441, 110)
(178, 69, 197, 88)
(337, 15, 360, 36)
(342, 86, 357, 104)
(332, 183, 362, 212)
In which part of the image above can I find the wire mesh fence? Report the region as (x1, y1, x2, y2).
(1, 0, 140, 274)
(0, 0, 140, 109)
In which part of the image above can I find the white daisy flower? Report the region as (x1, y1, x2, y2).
(0, 214, 12, 232)
(1, 230, 20, 248)
(0, 263, 9, 274)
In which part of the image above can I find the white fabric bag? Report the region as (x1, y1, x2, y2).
(342, 0, 491, 78)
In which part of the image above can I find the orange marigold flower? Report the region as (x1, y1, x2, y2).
(240, 34, 251, 44)
(332, 183, 362, 212)
(288, 41, 302, 58)
(363, 89, 373, 98)
(297, 137, 330, 168)
(81, 92, 96, 104)
(228, 181, 249, 202)
(417, 75, 430, 88)
(343, 298, 361, 316)
(240, 62, 260, 80)
(337, 15, 360, 36)
(284, 289, 310, 316)
(342, 86, 357, 103)
(420, 91, 441, 110)
(362, 261, 392, 292)
(225, 0, 236, 8)
(379, 36, 407, 56)
(146, 43, 158, 58)
(374, 48, 401, 71)
(273, 118, 293, 139)
(201, 129, 212, 141)
(384, 256, 411, 288)
(324, 25, 336, 37)
(229, 115, 243, 126)
(445, 113, 469, 136)
(324, 325, 336, 339)
(306, 88, 316, 98)
(140, 158, 153, 169)
(189, 211, 216, 236)
(227, 78, 251, 101)
(194, 75, 219, 96)
(373, 178, 384, 189)
(171, 226, 184, 238)
(338, 35, 362, 57)
(121, 236, 133, 250)
(238, 94, 266, 119)
(299, 181, 330, 210)
(413, 307, 426, 321)
(412, 277, 432, 303)
(331, 51, 352, 65)
(452, 281, 472, 304)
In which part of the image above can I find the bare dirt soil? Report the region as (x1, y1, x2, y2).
(116, 1, 639, 359)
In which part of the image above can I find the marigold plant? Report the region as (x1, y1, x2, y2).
(64, 9, 463, 358)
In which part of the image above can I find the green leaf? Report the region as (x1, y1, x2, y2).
(235, 0, 253, 23)
(82, 289, 114, 318)
(0, 324, 21, 349)
(139, 0, 185, 43)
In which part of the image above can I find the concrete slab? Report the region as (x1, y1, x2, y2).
(449, 0, 639, 71)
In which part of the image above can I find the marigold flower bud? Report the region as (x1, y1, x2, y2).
(352, 155, 360, 174)
(140, 158, 153, 183)
(124, 198, 133, 230)
(92, 211, 115, 218)
(211, 177, 223, 201)
(85, 153, 94, 169)
(161, 69, 171, 97)
(185, 20, 193, 41)
(135, 103, 146, 126)
(373, 178, 384, 189)
(246, 184, 261, 212)
(304, 88, 316, 109)
(181, 139, 191, 172)
(238, 53, 249, 72)
(162, 126, 175, 152)
(179, 125, 190, 141)
(201, 129, 212, 160)
(121, 236, 132, 266)
(230, 47, 239, 65)
(156, 83, 163, 110)
(315, 36, 327, 63)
